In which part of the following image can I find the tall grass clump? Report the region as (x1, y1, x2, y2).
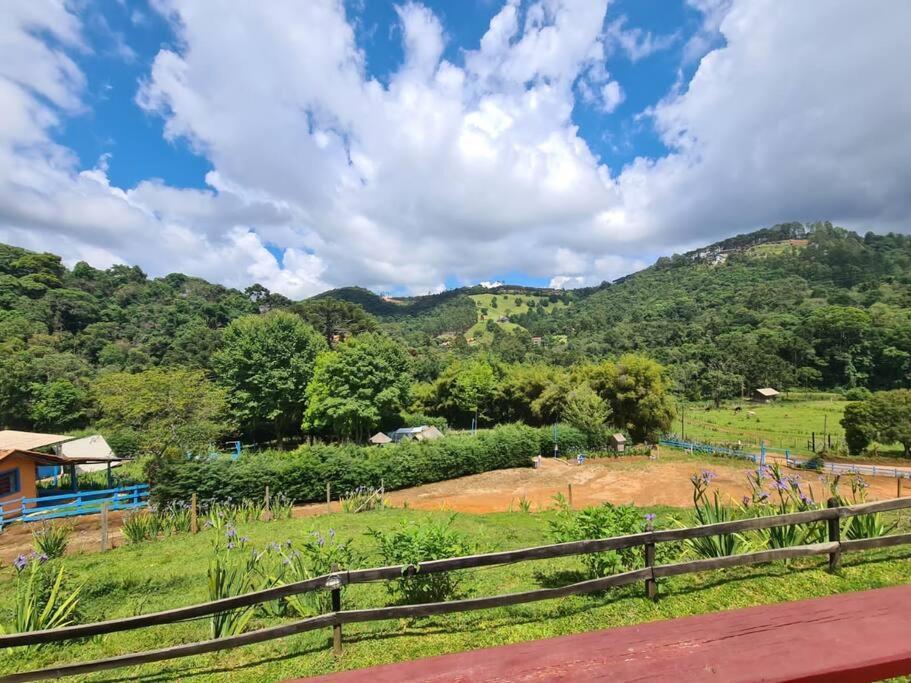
(0, 554, 82, 639)
(31, 523, 73, 559)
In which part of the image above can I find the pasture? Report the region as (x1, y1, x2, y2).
(681, 395, 847, 457)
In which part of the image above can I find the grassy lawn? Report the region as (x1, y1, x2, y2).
(466, 293, 565, 343)
(2, 504, 910, 681)
(679, 394, 908, 460)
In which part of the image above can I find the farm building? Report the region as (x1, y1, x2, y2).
(0, 449, 72, 514)
(389, 425, 444, 444)
(0, 430, 123, 488)
(753, 387, 780, 403)
(368, 432, 392, 446)
(59, 435, 120, 474)
(609, 433, 627, 452)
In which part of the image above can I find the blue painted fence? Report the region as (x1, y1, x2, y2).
(0, 483, 149, 528)
(660, 438, 760, 463)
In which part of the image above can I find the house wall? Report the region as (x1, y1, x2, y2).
(0, 454, 39, 511)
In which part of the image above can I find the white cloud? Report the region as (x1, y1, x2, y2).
(600, 80, 624, 113)
(0, 0, 910, 298)
(604, 16, 678, 63)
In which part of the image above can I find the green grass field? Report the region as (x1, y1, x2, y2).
(465, 293, 565, 342)
(679, 393, 908, 460)
(2, 502, 910, 681)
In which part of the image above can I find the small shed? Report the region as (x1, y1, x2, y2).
(754, 387, 780, 403)
(59, 435, 121, 474)
(389, 425, 444, 444)
(368, 432, 392, 446)
(609, 433, 627, 452)
(0, 449, 72, 514)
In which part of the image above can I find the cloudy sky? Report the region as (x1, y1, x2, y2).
(1, 1, 909, 298)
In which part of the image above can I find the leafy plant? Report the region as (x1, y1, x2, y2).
(687, 470, 744, 558)
(548, 499, 645, 577)
(208, 527, 263, 638)
(741, 464, 825, 548)
(839, 476, 897, 540)
(259, 530, 359, 617)
(368, 516, 473, 604)
(31, 523, 73, 559)
(0, 554, 82, 640)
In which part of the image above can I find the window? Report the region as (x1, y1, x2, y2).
(0, 469, 20, 497)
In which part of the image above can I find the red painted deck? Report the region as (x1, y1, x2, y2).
(302, 585, 911, 683)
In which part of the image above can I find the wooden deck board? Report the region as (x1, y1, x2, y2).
(301, 585, 911, 682)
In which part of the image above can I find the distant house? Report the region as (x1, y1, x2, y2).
(753, 387, 780, 403)
(496, 315, 509, 323)
(609, 433, 627, 452)
(389, 425, 444, 444)
(531, 336, 543, 345)
(368, 432, 392, 446)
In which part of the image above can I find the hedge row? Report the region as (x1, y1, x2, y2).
(151, 423, 539, 505)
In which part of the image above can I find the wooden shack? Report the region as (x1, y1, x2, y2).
(753, 387, 780, 403)
(609, 433, 627, 452)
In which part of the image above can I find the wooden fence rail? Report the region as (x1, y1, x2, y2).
(2, 497, 911, 682)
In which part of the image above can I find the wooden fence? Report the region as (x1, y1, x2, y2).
(2, 496, 911, 682)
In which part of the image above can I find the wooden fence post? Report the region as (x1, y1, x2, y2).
(330, 564, 342, 655)
(644, 518, 657, 601)
(898, 477, 904, 498)
(567, 483, 573, 509)
(100, 502, 109, 552)
(190, 493, 198, 534)
(827, 497, 841, 572)
(263, 486, 272, 522)
(326, 483, 332, 513)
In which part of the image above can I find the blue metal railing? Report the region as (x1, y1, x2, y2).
(0, 483, 149, 528)
(660, 438, 760, 463)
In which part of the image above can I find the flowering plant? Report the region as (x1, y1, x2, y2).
(0, 553, 82, 641)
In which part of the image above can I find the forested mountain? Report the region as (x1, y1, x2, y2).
(518, 222, 911, 397)
(1, 221, 909, 442)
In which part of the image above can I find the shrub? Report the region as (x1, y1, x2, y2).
(151, 424, 539, 506)
(539, 424, 589, 457)
(399, 412, 448, 431)
(844, 387, 872, 402)
(31, 523, 72, 559)
(368, 516, 473, 604)
(259, 530, 359, 616)
(548, 499, 645, 577)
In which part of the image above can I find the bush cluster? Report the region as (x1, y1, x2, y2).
(151, 423, 539, 506)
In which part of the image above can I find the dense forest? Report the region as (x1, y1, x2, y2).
(1, 222, 909, 454)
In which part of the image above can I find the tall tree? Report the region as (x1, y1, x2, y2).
(94, 367, 230, 460)
(590, 354, 675, 442)
(213, 311, 326, 441)
(303, 333, 411, 441)
(293, 299, 377, 348)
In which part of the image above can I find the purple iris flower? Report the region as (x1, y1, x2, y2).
(13, 554, 28, 571)
(644, 513, 656, 522)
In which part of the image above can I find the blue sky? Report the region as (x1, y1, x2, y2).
(1, 1, 908, 297)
